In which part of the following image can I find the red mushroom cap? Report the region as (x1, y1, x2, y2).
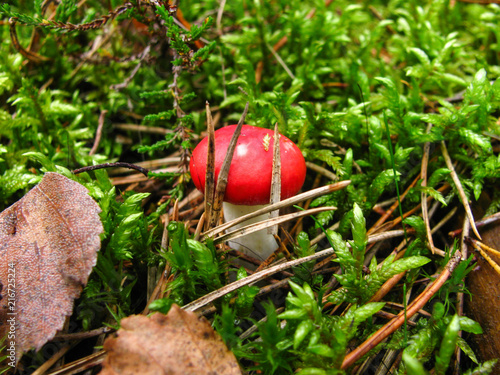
(190, 125, 307, 205)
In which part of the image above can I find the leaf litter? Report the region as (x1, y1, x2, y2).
(100, 304, 241, 375)
(0, 172, 103, 363)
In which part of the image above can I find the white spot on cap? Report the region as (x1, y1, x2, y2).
(236, 144, 248, 158)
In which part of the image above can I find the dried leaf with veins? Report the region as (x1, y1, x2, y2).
(0, 172, 103, 362)
(100, 305, 241, 375)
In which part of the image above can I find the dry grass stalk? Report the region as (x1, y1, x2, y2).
(214, 206, 338, 245)
(305, 161, 339, 181)
(203, 181, 351, 239)
(183, 228, 411, 313)
(268, 122, 281, 235)
(467, 237, 500, 276)
(368, 174, 420, 235)
(440, 140, 482, 239)
(209, 102, 249, 227)
(341, 250, 462, 370)
(204, 102, 216, 230)
(45, 350, 107, 375)
(421, 124, 435, 253)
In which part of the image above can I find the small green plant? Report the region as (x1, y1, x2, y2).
(1, 0, 499, 373)
(401, 302, 489, 375)
(278, 281, 384, 373)
(327, 204, 430, 305)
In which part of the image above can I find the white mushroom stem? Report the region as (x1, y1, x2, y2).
(223, 202, 278, 262)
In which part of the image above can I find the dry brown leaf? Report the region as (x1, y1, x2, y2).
(466, 220, 500, 374)
(0, 172, 103, 362)
(100, 305, 241, 375)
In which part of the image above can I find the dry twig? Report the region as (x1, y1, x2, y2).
(341, 250, 462, 369)
(440, 141, 482, 239)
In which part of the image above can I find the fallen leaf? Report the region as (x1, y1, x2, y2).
(466, 220, 500, 373)
(0, 172, 103, 362)
(100, 305, 241, 375)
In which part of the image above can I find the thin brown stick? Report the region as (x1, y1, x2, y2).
(72, 162, 149, 176)
(182, 247, 338, 312)
(287, 169, 324, 240)
(214, 207, 337, 245)
(9, 19, 51, 63)
(209, 102, 249, 227)
(114, 123, 185, 136)
(466, 237, 500, 275)
(32, 345, 73, 375)
(431, 206, 458, 234)
(449, 211, 500, 238)
(266, 42, 295, 79)
(204, 102, 216, 231)
(375, 310, 417, 326)
(45, 350, 106, 375)
(368, 5, 396, 34)
(184, 229, 409, 313)
(440, 141, 482, 239)
(110, 167, 177, 185)
(341, 251, 462, 370)
(194, 212, 205, 241)
(110, 44, 151, 91)
(269, 122, 281, 235)
(368, 174, 420, 235)
(142, 215, 172, 315)
(203, 181, 351, 239)
(421, 124, 435, 253)
(383, 301, 431, 317)
(90, 110, 108, 155)
(216, 0, 227, 35)
(454, 216, 470, 375)
(382, 184, 450, 230)
(53, 326, 113, 341)
(368, 270, 406, 303)
(107, 156, 181, 176)
(305, 161, 338, 181)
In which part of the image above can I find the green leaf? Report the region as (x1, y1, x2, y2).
(458, 316, 483, 334)
(296, 369, 328, 375)
(456, 337, 479, 365)
(23, 152, 57, 171)
(278, 309, 308, 320)
(408, 47, 431, 71)
(326, 230, 353, 270)
(352, 302, 385, 325)
(311, 149, 344, 176)
(403, 216, 426, 240)
(368, 169, 399, 206)
(463, 359, 498, 375)
(403, 352, 430, 375)
(0, 73, 14, 96)
(428, 168, 451, 188)
(436, 72, 467, 86)
(377, 255, 430, 281)
(148, 298, 174, 314)
(465, 68, 488, 101)
(288, 281, 313, 303)
(458, 128, 492, 153)
(435, 315, 460, 375)
(350, 203, 366, 261)
(307, 344, 335, 358)
(375, 77, 402, 121)
(417, 185, 447, 206)
(294, 319, 313, 349)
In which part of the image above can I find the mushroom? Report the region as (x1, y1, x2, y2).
(189, 124, 306, 261)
